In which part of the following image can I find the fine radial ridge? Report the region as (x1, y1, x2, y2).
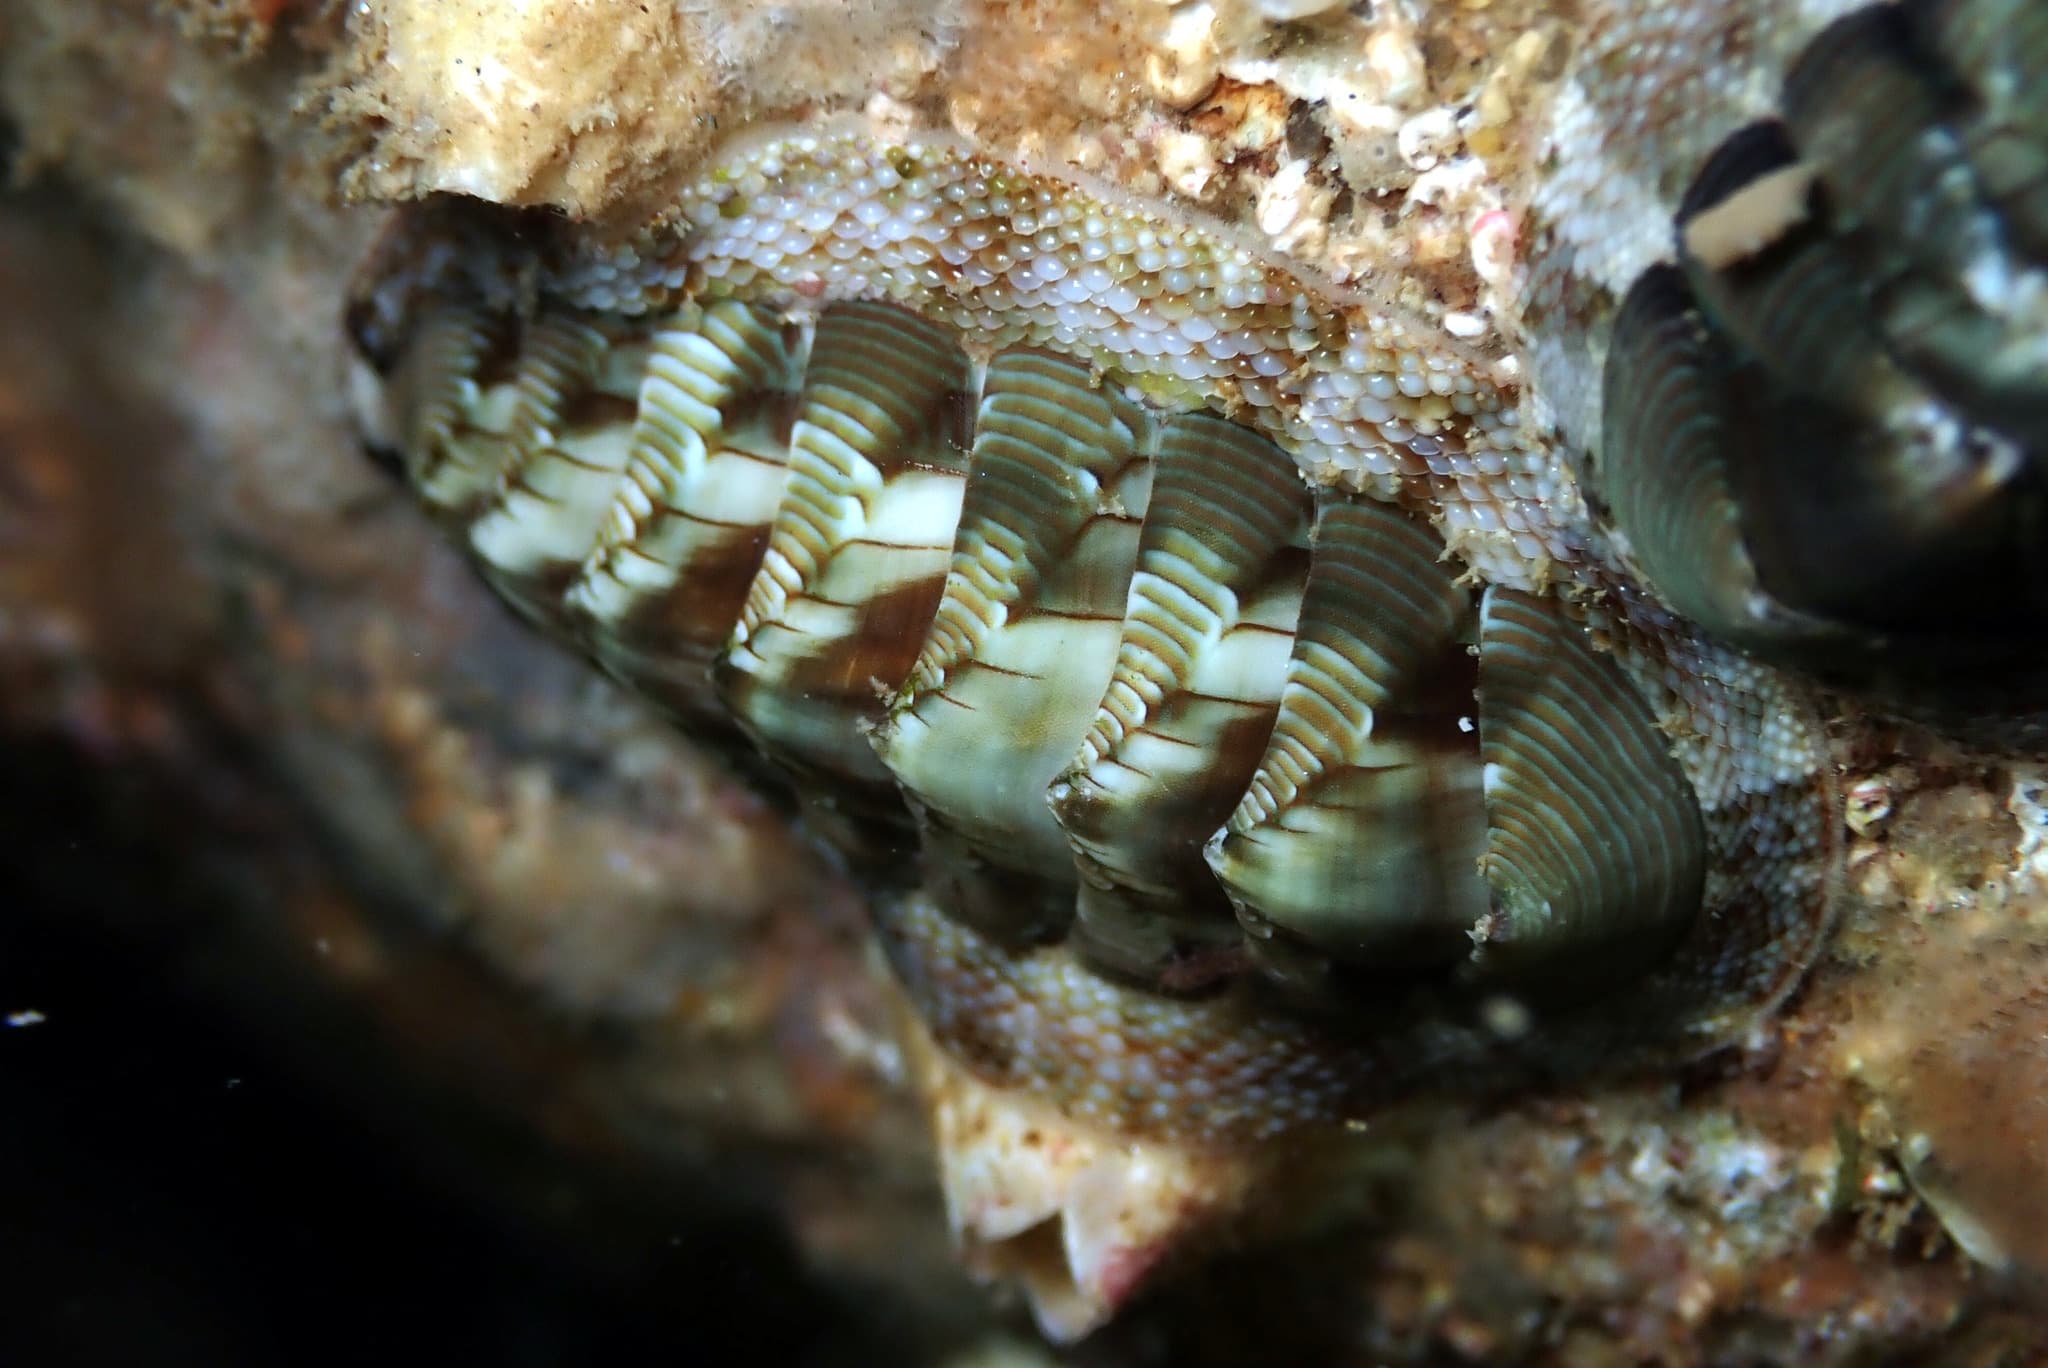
(564, 299, 798, 725)
(1474, 588, 1705, 989)
(1051, 410, 1313, 983)
(401, 301, 506, 512)
(1207, 494, 1486, 974)
(463, 316, 645, 624)
(718, 301, 973, 790)
(874, 348, 1150, 885)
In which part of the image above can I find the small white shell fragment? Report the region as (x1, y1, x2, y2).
(1153, 128, 1221, 199)
(1257, 158, 1314, 238)
(1397, 106, 1462, 171)
(1146, 2, 1224, 109)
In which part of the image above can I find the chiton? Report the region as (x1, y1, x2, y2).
(347, 101, 1845, 1157)
(1526, 0, 2048, 733)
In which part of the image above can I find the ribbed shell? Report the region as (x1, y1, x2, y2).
(1207, 496, 1486, 975)
(371, 273, 1783, 1101)
(352, 99, 1839, 1143)
(1592, 0, 2047, 711)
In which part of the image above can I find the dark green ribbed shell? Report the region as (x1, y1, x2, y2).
(1595, 0, 2048, 718)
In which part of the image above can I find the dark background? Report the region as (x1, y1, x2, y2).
(0, 738, 896, 1367)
